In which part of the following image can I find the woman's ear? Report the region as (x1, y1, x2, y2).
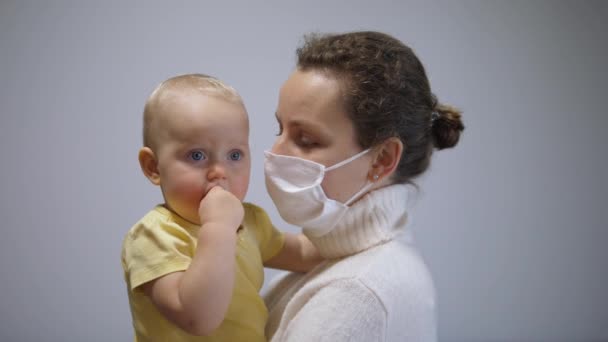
(139, 147, 161, 185)
(368, 137, 403, 182)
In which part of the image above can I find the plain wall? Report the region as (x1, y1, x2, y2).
(1, 1, 606, 341)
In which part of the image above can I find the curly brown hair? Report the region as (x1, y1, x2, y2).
(296, 31, 464, 183)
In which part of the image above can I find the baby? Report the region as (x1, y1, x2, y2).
(121, 74, 320, 341)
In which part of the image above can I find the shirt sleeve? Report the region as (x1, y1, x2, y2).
(122, 215, 194, 291)
(243, 203, 285, 262)
(276, 279, 387, 342)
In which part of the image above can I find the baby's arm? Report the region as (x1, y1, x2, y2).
(264, 233, 323, 272)
(141, 187, 243, 336)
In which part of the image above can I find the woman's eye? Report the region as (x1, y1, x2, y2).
(298, 134, 316, 147)
(229, 151, 242, 161)
(190, 150, 206, 161)
(275, 124, 283, 136)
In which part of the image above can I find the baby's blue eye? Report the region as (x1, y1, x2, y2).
(190, 151, 205, 161)
(229, 151, 242, 161)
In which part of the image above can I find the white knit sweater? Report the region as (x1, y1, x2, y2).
(263, 184, 436, 342)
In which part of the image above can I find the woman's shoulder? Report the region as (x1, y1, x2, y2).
(329, 239, 435, 303)
(264, 241, 436, 340)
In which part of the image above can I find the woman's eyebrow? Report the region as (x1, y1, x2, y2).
(277, 113, 325, 132)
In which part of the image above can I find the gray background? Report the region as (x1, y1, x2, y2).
(1, 1, 606, 341)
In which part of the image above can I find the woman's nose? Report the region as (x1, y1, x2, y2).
(271, 135, 287, 155)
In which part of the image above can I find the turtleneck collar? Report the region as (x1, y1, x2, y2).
(305, 184, 412, 259)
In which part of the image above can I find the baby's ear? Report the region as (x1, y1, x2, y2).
(139, 147, 161, 185)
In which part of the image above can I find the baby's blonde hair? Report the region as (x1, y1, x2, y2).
(142, 74, 243, 149)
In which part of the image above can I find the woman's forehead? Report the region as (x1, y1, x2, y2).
(278, 70, 351, 127)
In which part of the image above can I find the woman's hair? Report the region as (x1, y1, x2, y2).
(296, 31, 464, 183)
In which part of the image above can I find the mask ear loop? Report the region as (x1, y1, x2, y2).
(324, 148, 374, 206)
(344, 180, 375, 206)
(325, 149, 371, 171)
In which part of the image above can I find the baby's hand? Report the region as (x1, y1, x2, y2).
(198, 186, 244, 232)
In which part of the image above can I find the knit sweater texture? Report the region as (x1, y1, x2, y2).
(264, 184, 436, 342)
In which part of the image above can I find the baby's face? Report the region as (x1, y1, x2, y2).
(154, 92, 250, 225)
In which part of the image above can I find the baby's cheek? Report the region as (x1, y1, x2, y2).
(175, 179, 206, 200)
(230, 177, 250, 201)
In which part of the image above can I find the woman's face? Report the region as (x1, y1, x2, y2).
(271, 69, 374, 203)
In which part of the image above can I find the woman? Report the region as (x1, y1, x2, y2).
(263, 31, 464, 341)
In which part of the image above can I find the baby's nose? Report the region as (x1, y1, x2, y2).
(207, 162, 227, 181)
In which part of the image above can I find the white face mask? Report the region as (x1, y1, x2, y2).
(264, 149, 373, 237)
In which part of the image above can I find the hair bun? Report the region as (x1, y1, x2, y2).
(432, 103, 464, 150)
